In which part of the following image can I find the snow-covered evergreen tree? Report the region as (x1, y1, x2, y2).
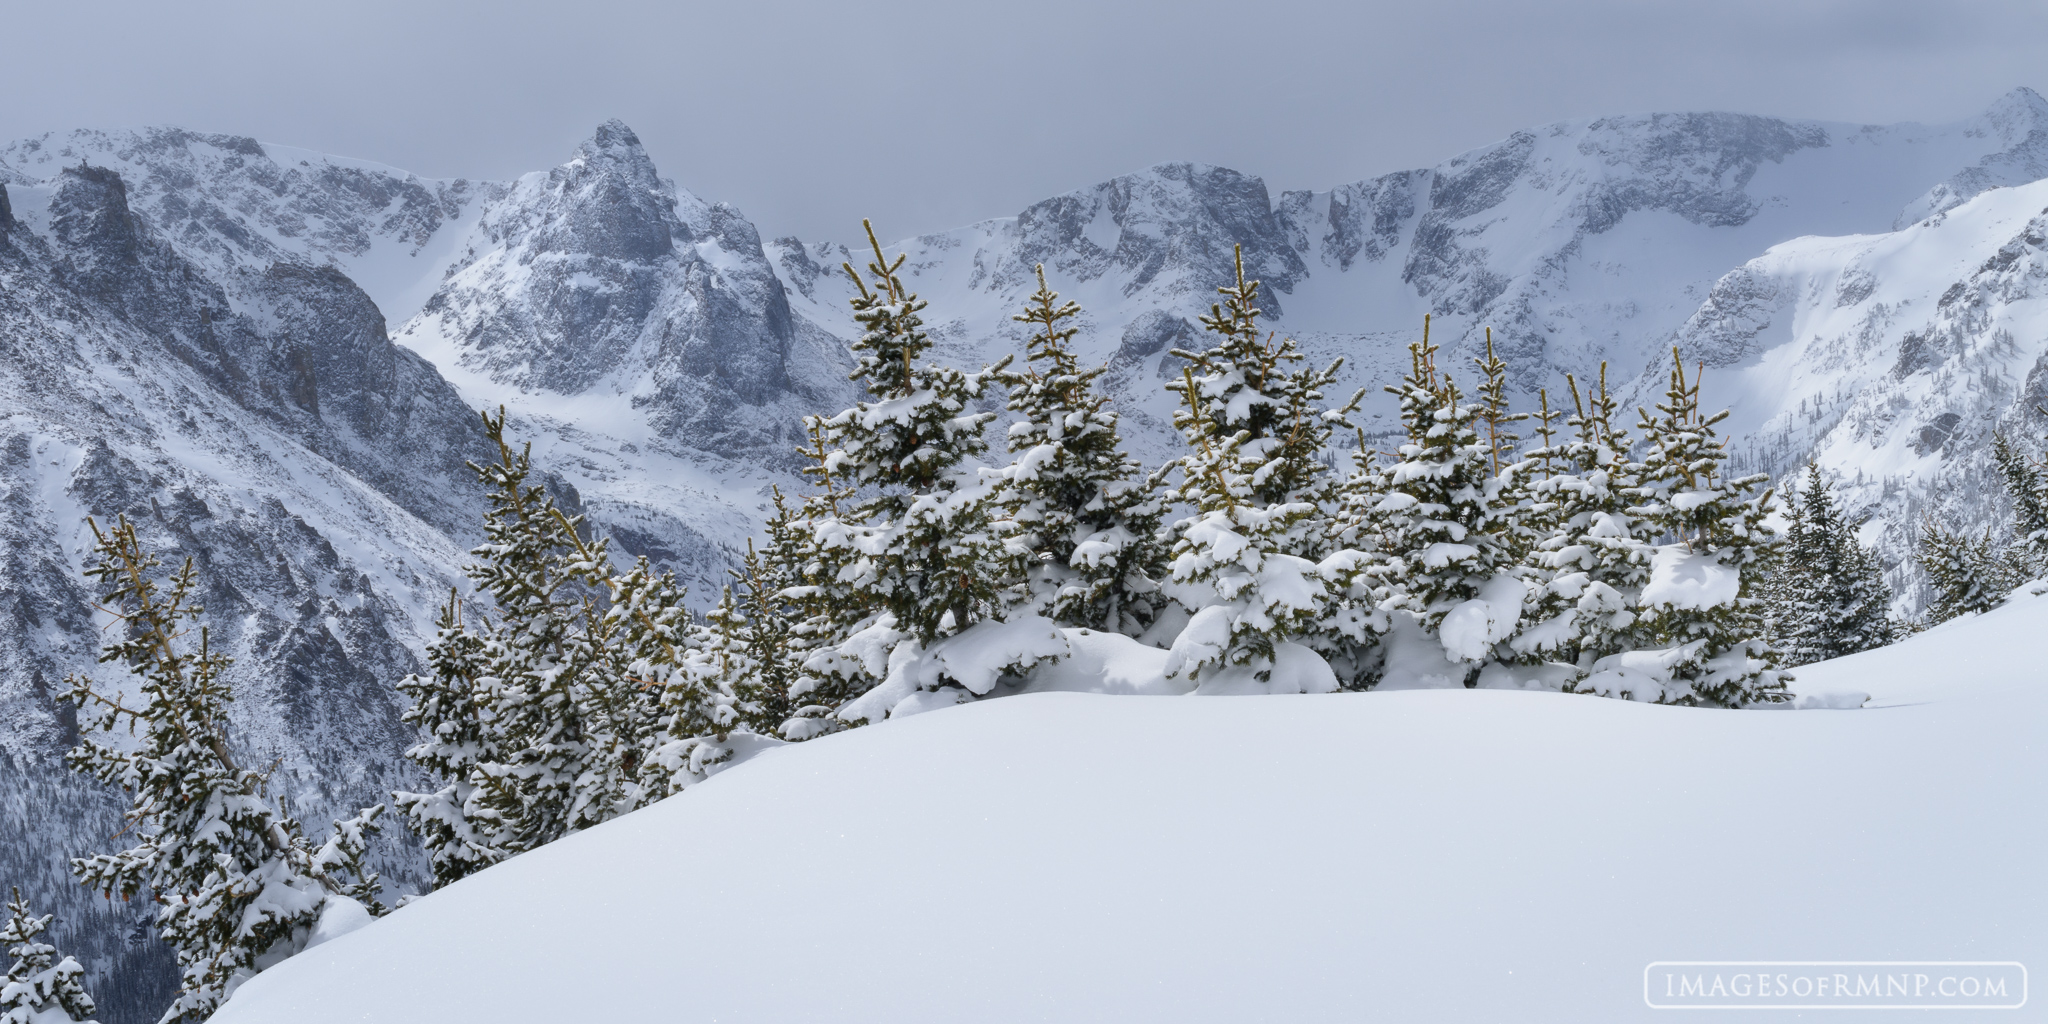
(2, 889, 97, 1024)
(1317, 430, 1390, 686)
(1619, 352, 1788, 706)
(62, 516, 384, 1023)
(1162, 246, 1359, 688)
(1908, 431, 2048, 624)
(1514, 367, 1657, 674)
(1991, 431, 2048, 572)
(608, 555, 718, 797)
(1918, 521, 2018, 622)
(392, 590, 500, 890)
(460, 410, 658, 853)
(397, 409, 696, 874)
(792, 222, 1058, 727)
(994, 264, 1166, 634)
(725, 503, 806, 735)
(1363, 319, 1525, 681)
(1770, 463, 1898, 665)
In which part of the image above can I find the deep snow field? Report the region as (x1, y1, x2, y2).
(214, 599, 2045, 1023)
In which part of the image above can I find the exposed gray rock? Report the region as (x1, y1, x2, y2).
(401, 120, 851, 462)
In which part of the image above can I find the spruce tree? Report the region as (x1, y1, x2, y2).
(398, 409, 699, 875)
(725, 502, 806, 735)
(392, 591, 500, 890)
(1516, 367, 1657, 673)
(1162, 246, 1359, 685)
(1918, 521, 2018, 622)
(1363, 318, 1523, 674)
(1991, 431, 2048, 573)
(1771, 463, 1897, 665)
(994, 265, 1166, 634)
(2, 889, 98, 1024)
(794, 221, 1037, 725)
(1319, 429, 1390, 685)
(62, 516, 384, 1022)
(459, 409, 660, 854)
(1626, 352, 1788, 705)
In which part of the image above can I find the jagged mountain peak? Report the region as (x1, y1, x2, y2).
(1979, 86, 2048, 146)
(1009, 160, 1306, 301)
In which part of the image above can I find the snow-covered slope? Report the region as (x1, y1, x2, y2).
(1662, 175, 2048, 598)
(211, 594, 2048, 1023)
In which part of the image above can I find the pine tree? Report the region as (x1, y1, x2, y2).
(460, 408, 655, 854)
(726, 501, 806, 734)
(1515, 367, 1657, 673)
(994, 264, 1166, 634)
(397, 409, 692, 876)
(1991, 431, 2048, 573)
(1319, 429, 1390, 685)
(1918, 521, 2018, 622)
(1625, 351, 1788, 705)
(2, 889, 98, 1024)
(62, 516, 384, 1023)
(1770, 464, 1898, 665)
(1162, 246, 1360, 685)
(606, 555, 714, 797)
(392, 591, 500, 890)
(794, 221, 1035, 725)
(1363, 318, 1523, 675)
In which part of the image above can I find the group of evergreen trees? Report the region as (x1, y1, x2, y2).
(1918, 431, 2048, 621)
(36, 226, 1998, 1023)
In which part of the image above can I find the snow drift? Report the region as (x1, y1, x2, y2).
(212, 595, 2046, 1023)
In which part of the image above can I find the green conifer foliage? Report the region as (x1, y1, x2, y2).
(726, 501, 807, 734)
(1627, 352, 1788, 705)
(61, 517, 383, 1023)
(459, 409, 662, 852)
(1162, 247, 1359, 684)
(1770, 464, 1898, 665)
(1516, 367, 1657, 671)
(1991, 431, 2048, 572)
(397, 409, 698, 874)
(2, 888, 98, 1024)
(392, 591, 500, 889)
(1918, 521, 2019, 622)
(1365, 319, 1519, 653)
(807, 221, 1014, 644)
(790, 221, 1043, 727)
(995, 264, 1165, 634)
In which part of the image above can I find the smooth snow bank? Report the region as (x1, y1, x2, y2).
(1791, 590, 2048, 707)
(215, 605, 2045, 1024)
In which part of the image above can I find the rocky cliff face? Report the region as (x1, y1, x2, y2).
(396, 120, 852, 461)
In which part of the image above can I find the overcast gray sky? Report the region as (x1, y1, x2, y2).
(6, 0, 2048, 242)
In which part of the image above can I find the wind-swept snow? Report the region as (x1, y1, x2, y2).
(212, 594, 2047, 1024)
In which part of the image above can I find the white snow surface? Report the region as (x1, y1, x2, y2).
(212, 595, 2047, 1023)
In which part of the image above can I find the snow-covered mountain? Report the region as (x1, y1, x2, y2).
(0, 159, 487, 1013)
(9, 90, 2048, 1021)
(779, 88, 2048, 461)
(1665, 175, 2048, 598)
